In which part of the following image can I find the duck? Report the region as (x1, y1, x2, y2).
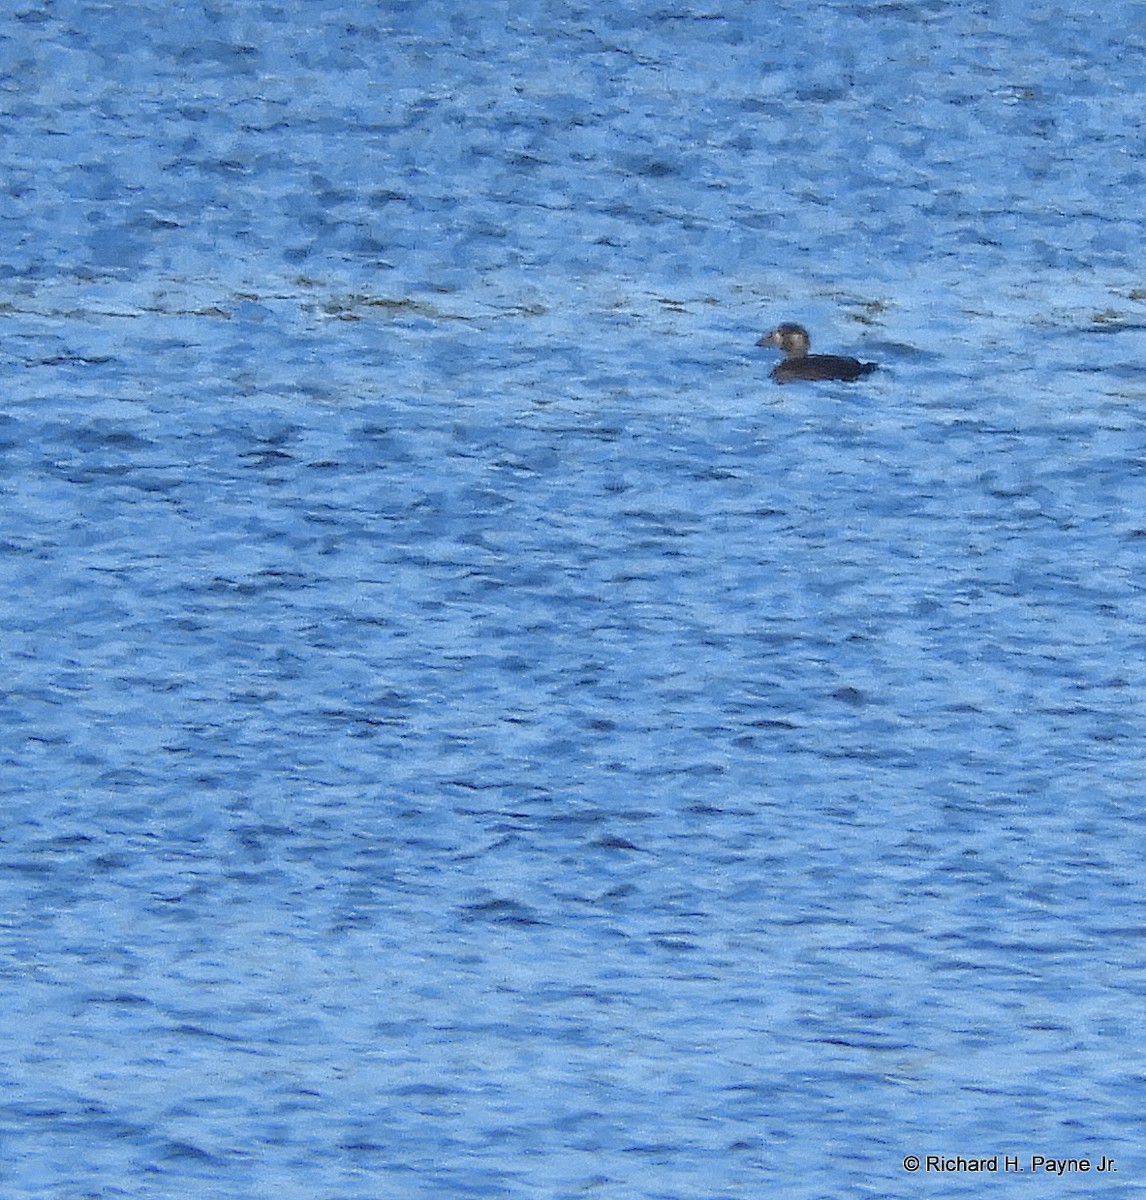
(758, 323, 877, 383)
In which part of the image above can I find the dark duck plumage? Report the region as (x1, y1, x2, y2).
(758, 323, 877, 384)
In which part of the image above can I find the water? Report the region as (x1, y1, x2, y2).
(3, 1, 1146, 1197)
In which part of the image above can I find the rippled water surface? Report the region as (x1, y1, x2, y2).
(4, 2, 1146, 1197)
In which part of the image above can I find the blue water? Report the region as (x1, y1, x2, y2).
(3, 2, 1146, 1197)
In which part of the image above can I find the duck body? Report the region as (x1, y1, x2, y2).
(758, 323, 877, 384)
